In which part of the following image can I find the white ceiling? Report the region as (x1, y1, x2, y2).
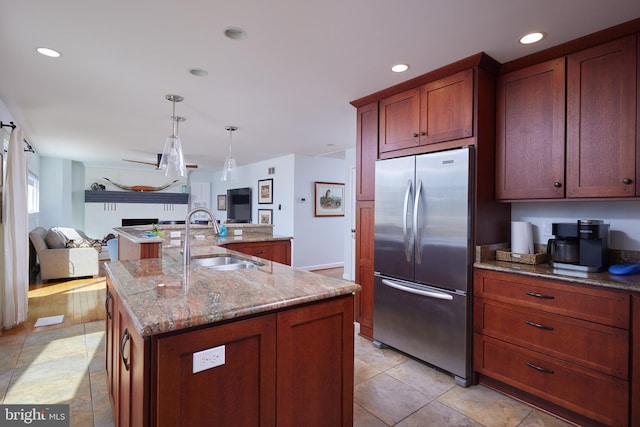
(1, 1, 639, 172)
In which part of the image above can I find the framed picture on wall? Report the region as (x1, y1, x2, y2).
(258, 178, 273, 204)
(314, 181, 345, 217)
(217, 194, 226, 210)
(258, 209, 273, 225)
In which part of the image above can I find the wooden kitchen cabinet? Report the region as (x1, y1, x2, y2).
(566, 35, 637, 198)
(496, 35, 638, 201)
(496, 58, 566, 200)
(355, 201, 374, 338)
(105, 280, 117, 409)
(111, 280, 150, 427)
(379, 69, 473, 156)
(355, 102, 378, 201)
(223, 239, 291, 265)
(154, 315, 277, 426)
(474, 269, 631, 426)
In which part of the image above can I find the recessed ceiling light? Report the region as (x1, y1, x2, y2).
(519, 32, 545, 45)
(189, 68, 208, 77)
(224, 27, 247, 40)
(391, 64, 409, 73)
(36, 47, 61, 58)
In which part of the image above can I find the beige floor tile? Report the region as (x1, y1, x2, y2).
(0, 334, 26, 371)
(355, 358, 384, 385)
(355, 373, 432, 425)
(386, 359, 455, 401)
(354, 403, 388, 427)
(90, 370, 115, 427)
(23, 323, 85, 348)
(438, 384, 533, 427)
(0, 368, 15, 402)
(16, 335, 87, 368)
(70, 401, 95, 427)
(396, 400, 484, 427)
(355, 338, 408, 373)
(518, 410, 576, 427)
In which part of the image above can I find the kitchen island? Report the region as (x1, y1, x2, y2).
(104, 243, 359, 427)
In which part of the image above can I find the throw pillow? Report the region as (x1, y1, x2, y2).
(66, 238, 103, 253)
(45, 229, 67, 249)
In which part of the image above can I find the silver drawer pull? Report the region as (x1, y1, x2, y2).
(525, 320, 554, 331)
(526, 361, 554, 374)
(525, 291, 555, 300)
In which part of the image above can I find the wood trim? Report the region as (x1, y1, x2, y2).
(500, 17, 640, 74)
(632, 294, 640, 426)
(350, 52, 499, 107)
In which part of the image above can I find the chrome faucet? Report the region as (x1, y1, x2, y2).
(183, 207, 221, 265)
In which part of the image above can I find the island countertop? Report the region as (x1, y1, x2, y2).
(104, 245, 360, 337)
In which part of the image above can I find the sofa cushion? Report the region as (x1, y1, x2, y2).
(45, 229, 68, 249)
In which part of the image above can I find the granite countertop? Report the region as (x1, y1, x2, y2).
(474, 244, 640, 293)
(114, 224, 292, 247)
(105, 246, 360, 338)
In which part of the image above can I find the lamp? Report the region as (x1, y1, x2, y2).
(159, 94, 187, 178)
(221, 126, 238, 182)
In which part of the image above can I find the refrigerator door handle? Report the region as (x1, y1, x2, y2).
(413, 179, 423, 264)
(381, 279, 453, 301)
(402, 180, 413, 262)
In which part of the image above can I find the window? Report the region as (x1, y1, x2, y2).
(27, 172, 39, 214)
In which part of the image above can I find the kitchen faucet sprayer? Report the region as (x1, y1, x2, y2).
(183, 207, 221, 265)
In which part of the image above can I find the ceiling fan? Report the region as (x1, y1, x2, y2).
(123, 153, 198, 169)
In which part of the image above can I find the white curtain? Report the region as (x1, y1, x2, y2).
(1, 126, 29, 329)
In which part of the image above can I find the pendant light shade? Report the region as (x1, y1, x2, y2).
(159, 94, 187, 178)
(221, 126, 238, 182)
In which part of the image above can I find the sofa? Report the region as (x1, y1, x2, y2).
(29, 227, 101, 281)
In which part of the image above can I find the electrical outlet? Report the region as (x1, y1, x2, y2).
(233, 229, 243, 236)
(192, 345, 225, 373)
(170, 231, 181, 238)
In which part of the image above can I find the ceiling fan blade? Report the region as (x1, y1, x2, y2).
(122, 159, 158, 167)
(156, 153, 198, 169)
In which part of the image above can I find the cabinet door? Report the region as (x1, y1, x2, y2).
(277, 296, 354, 427)
(105, 279, 118, 409)
(379, 88, 420, 153)
(225, 240, 291, 265)
(566, 36, 637, 198)
(496, 58, 566, 200)
(116, 304, 149, 427)
(355, 200, 374, 338)
(420, 69, 474, 145)
(154, 315, 277, 427)
(356, 102, 378, 201)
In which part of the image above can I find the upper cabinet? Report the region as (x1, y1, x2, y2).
(379, 69, 473, 156)
(496, 35, 638, 201)
(355, 102, 378, 201)
(496, 58, 566, 200)
(566, 36, 637, 198)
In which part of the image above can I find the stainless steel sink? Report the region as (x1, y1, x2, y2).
(192, 255, 260, 271)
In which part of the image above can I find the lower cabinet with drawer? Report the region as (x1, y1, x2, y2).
(473, 269, 631, 427)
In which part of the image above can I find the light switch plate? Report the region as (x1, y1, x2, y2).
(170, 231, 181, 238)
(233, 229, 243, 236)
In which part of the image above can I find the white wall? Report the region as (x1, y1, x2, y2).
(512, 201, 640, 250)
(293, 154, 346, 270)
(343, 148, 356, 280)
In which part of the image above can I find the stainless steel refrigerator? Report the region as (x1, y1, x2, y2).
(373, 146, 473, 387)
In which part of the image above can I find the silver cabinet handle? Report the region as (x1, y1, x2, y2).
(413, 179, 423, 265)
(381, 279, 453, 300)
(402, 180, 413, 263)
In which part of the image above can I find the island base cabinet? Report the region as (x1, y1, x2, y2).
(276, 295, 354, 427)
(475, 335, 628, 427)
(149, 295, 354, 427)
(154, 315, 277, 427)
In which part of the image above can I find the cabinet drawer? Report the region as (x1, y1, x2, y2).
(474, 334, 629, 427)
(474, 270, 629, 328)
(474, 298, 629, 378)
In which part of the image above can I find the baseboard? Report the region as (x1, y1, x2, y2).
(299, 262, 344, 272)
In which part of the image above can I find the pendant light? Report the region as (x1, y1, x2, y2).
(221, 125, 238, 182)
(159, 94, 187, 178)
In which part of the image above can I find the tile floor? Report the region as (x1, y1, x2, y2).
(0, 320, 575, 427)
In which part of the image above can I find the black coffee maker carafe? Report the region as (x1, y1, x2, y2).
(547, 236, 579, 264)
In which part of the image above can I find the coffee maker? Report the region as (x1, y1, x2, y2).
(548, 219, 609, 272)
